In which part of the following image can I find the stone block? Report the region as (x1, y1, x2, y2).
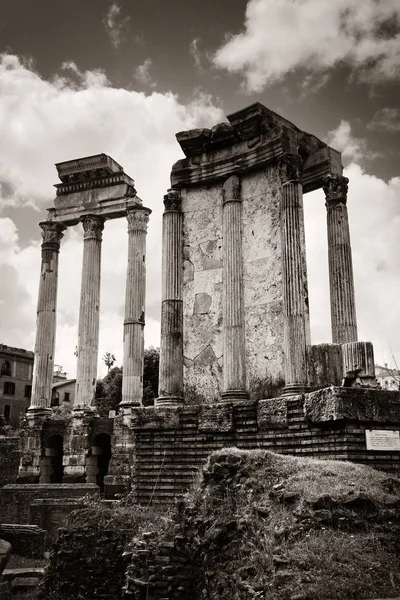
(130, 407, 180, 430)
(304, 386, 400, 423)
(0, 539, 12, 574)
(307, 343, 343, 389)
(258, 397, 289, 430)
(198, 404, 233, 432)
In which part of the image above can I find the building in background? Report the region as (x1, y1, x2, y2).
(51, 377, 76, 407)
(375, 364, 400, 391)
(0, 344, 34, 428)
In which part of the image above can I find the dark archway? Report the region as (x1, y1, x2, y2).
(92, 433, 112, 492)
(44, 434, 64, 483)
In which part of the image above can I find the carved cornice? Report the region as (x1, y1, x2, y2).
(323, 174, 349, 207)
(81, 215, 105, 241)
(126, 208, 150, 233)
(163, 188, 181, 212)
(222, 175, 241, 204)
(171, 103, 343, 193)
(40, 221, 66, 252)
(278, 153, 303, 184)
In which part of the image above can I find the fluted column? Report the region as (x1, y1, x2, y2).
(323, 174, 358, 344)
(120, 207, 151, 410)
(28, 221, 65, 415)
(280, 154, 310, 396)
(221, 175, 248, 401)
(75, 214, 104, 410)
(157, 189, 183, 405)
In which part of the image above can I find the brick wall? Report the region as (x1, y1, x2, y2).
(0, 524, 46, 558)
(0, 484, 99, 524)
(125, 387, 400, 506)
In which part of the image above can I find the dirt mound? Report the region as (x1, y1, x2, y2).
(126, 450, 400, 600)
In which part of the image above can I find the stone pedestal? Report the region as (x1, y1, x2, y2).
(104, 414, 135, 499)
(157, 189, 184, 405)
(17, 415, 47, 483)
(28, 222, 65, 415)
(120, 208, 151, 412)
(279, 155, 310, 396)
(342, 341, 376, 387)
(75, 215, 104, 412)
(221, 175, 248, 401)
(323, 174, 358, 344)
(62, 411, 92, 483)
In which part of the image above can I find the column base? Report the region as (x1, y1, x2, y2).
(26, 407, 52, 419)
(282, 383, 309, 397)
(71, 405, 99, 418)
(118, 401, 142, 416)
(221, 390, 249, 402)
(156, 395, 183, 406)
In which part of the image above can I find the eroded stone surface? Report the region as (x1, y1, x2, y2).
(193, 293, 212, 315)
(181, 166, 285, 403)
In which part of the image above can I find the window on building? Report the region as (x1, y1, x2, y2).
(24, 385, 32, 398)
(64, 392, 70, 402)
(4, 405, 11, 420)
(1, 361, 11, 377)
(3, 382, 15, 395)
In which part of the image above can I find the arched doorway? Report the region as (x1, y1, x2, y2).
(40, 434, 64, 483)
(86, 433, 111, 492)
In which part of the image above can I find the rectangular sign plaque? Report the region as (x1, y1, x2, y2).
(365, 429, 400, 451)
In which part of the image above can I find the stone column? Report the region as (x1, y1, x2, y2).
(28, 221, 65, 415)
(221, 175, 248, 401)
(323, 174, 358, 344)
(120, 208, 151, 411)
(279, 154, 310, 395)
(75, 214, 104, 411)
(157, 189, 183, 405)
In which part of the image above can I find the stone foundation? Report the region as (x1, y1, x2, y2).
(109, 387, 400, 505)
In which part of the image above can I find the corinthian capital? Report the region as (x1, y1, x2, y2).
(81, 215, 104, 241)
(323, 174, 349, 207)
(127, 208, 150, 233)
(40, 221, 66, 251)
(222, 174, 241, 204)
(163, 188, 181, 212)
(278, 153, 303, 184)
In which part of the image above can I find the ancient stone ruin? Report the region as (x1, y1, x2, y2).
(1, 102, 399, 524)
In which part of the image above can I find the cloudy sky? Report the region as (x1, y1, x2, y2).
(0, 0, 399, 378)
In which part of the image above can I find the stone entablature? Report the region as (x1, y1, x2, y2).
(49, 153, 141, 226)
(171, 103, 342, 191)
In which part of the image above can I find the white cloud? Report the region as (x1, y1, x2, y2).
(213, 0, 400, 92)
(368, 107, 400, 132)
(103, 2, 130, 49)
(326, 120, 366, 163)
(134, 58, 156, 87)
(0, 53, 223, 378)
(189, 38, 203, 71)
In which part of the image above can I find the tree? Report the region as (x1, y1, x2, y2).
(95, 366, 122, 416)
(143, 346, 160, 406)
(94, 347, 160, 414)
(103, 352, 116, 373)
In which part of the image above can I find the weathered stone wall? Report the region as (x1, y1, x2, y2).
(0, 483, 99, 524)
(0, 436, 20, 488)
(0, 524, 46, 558)
(129, 388, 400, 506)
(181, 164, 285, 402)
